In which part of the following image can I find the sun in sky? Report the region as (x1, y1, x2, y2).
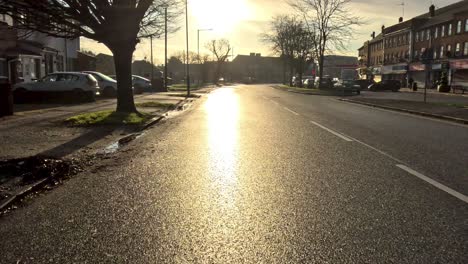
(190, 0, 253, 35)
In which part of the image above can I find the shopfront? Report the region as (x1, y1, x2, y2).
(450, 59, 468, 89)
(409, 62, 426, 88)
(382, 63, 408, 86)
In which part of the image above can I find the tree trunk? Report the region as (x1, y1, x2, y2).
(111, 44, 137, 113)
(318, 52, 325, 89)
(289, 58, 294, 87)
(298, 58, 304, 88)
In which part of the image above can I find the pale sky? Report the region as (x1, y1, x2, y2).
(80, 0, 462, 64)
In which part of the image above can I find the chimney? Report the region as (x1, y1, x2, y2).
(371, 31, 375, 38)
(429, 4, 435, 17)
(399, 17, 403, 23)
(256, 53, 261, 57)
(381, 25, 385, 33)
(250, 53, 255, 57)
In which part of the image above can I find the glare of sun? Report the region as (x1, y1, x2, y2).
(191, 0, 252, 34)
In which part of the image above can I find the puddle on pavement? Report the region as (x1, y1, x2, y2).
(100, 132, 146, 155)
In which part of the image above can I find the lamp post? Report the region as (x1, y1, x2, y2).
(185, 0, 190, 96)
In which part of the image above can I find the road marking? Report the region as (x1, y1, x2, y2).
(270, 100, 279, 105)
(396, 164, 468, 204)
(345, 135, 405, 164)
(284, 107, 300, 116)
(309, 121, 353, 142)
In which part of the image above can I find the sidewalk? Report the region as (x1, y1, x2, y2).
(342, 91, 468, 124)
(0, 90, 210, 160)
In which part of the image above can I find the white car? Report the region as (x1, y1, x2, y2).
(13, 72, 99, 102)
(83, 71, 121, 97)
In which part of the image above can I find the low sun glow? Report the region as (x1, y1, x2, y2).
(191, 0, 252, 34)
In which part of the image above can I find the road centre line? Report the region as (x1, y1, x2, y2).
(284, 107, 300, 116)
(396, 164, 468, 204)
(270, 99, 279, 105)
(309, 121, 353, 142)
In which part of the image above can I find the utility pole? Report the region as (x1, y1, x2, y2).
(164, 6, 168, 90)
(150, 36, 154, 82)
(185, 0, 190, 97)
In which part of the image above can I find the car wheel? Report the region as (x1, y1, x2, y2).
(103, 86, 116, 97)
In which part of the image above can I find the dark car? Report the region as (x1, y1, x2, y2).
(315, 77, 335, 89)
(354, 79, 374, 90)
(368, 80, 401, 92)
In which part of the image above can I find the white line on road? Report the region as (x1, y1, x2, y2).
(270, 100, 279, 105)
(396, 164, 468, 204)
(284, 107, 300, 116)
(309, 121, 353, 142)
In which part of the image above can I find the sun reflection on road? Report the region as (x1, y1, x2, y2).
(205, 88, 240, 208)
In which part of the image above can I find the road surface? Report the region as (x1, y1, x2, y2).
(1, 84, 467, 263)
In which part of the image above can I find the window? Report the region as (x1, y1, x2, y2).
(440, 46, 444, 58)
(457, 20, 462, 34)
(441, 25, 445, 37)
(433, 48, 438, 59)
(447, 44, 451, 52)
(416, 32, 419, 42)
(448, 24, 452, 36)
(434, 27, 438, 38)
(455, 43, 461, 55)
(415, 50, 419, 59)
(43, 74, 58, 82)
(421, 31, 424, 41)
(464, 42, 468, 56)
(466, 19, 468, 32)
(426, 29, 430, 40)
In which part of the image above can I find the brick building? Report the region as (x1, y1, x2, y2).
(358, 0, 468, 90)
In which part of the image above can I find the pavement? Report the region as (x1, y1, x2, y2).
(0, 84, 467, 263)
(0, 92, 187, 160)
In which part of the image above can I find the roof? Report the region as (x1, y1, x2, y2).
(369, 33, 383, 44)
(412, 0, 468, 29)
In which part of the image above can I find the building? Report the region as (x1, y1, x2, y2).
(0, 14, 79, 84)
(95, 53, 115, 76)
(367, 32, 384, 82)
(76, 51, 97, 72)
(230, 53, 284, 83)
(358, 0, 468, 89)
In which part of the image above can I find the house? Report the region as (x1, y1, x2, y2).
(76, 51, 97, 71)
(0, 14, 79, 84)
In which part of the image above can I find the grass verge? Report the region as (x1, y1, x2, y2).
(432, 102, 468, 108)
(65, 110, 154, 126)
(135, 101, 176, 108)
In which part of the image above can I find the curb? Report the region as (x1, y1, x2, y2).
(0, 98, 192, 214)
(0, 178, 49, 213)
(271, 85, 357, 96)
(340, 99, 468, 125)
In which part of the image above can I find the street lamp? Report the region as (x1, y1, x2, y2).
(185, 0, 190, 96)
(197, 28, 212, 63)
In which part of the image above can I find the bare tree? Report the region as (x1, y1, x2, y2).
(172, 51, 200, 65)
(0, 0, 182, 113)
(205, 39, 232, 84)
(262, 15, 316, 87)
(289, 0, 362, 88)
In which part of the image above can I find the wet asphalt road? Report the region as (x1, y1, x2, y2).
(0, 85, 467, 263)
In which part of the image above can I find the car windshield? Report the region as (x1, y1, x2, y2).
(2, 1, 467, 263)
(86, 71, 115, 82)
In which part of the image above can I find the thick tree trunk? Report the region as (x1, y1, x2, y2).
(110, 43, 137, 113)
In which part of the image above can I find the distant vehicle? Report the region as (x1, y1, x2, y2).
(132, 75, 152, 93)
(13, 72, 99, 102)
(292, 76, 302, 87)
(334, 79, 361, 94)
(354, 79, 374, 90)
(83, 71, 140, 97)
(315, 77, 335, 89)
(368, 80, 401, 92)
(303, 78, 315, 88)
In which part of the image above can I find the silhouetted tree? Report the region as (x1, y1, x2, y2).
(262, 15, 315, 87)
(206, 39, 231, 84)
(289, 0, 362, 88)
(0, 0, 181, 113)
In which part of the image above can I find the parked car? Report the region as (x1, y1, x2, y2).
(315, 77, 335, 89)
(13, 72, 99, 102)
(83, 71, 139, 97)
(303, 78, 315, 88)
(354, 79, 374, 90)
(132, 75, 152, 93)
(368, 80, 401, 92)
(292, 76, 302, 87)
(333, 79, 361, 94)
